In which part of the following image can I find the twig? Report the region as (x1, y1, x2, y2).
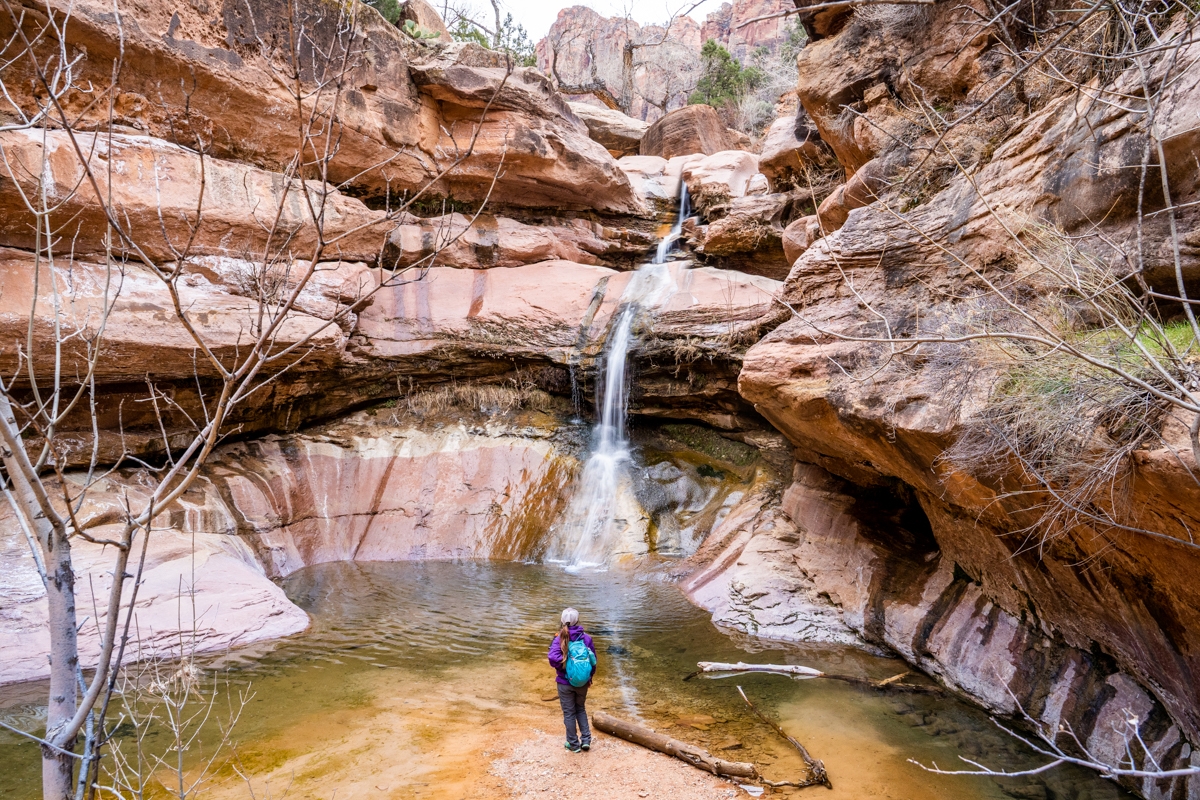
(737, 685, 832, 789)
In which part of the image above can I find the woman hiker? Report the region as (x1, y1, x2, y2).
(548, 607, 597, 752)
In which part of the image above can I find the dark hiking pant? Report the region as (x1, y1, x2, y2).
(557, 683, 591, 747)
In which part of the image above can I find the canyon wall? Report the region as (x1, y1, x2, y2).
(677, 1, 1200, 797)
(1, 1, 1199, 798)
(535, 1, 794, 124)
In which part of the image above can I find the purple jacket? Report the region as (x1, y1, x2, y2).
(548, 625, 597, 687)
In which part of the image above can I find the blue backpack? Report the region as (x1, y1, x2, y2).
(565, 638, 596, 687)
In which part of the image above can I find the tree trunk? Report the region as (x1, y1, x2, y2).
(0, 394, 79, 800)
(43, 532, 79, 800)
(592, 711, 759, 780)
(621, 42, 634, 115)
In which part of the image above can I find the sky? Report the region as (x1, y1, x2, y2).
(447, 0, 731, 41)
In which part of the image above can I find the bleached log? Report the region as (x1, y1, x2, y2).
(693, 661, 823, 678)
(686, 662, 944, 694)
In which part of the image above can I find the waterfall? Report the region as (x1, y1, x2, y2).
(548, 188, 692, 570)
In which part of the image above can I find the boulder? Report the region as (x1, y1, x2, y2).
(619, 155, 673, 204)
(815, 158, 889, 233)
(746, 173, 771, 196)
(568, 102, 649, 156)
(618, 154, 707, 207)
(727, 128, 753, 151)
(781, 214, 819, 265)
(694, 194, 795, 279)
(640, 105, 738, 159)
(400, 0, 452, 38)
(384, 213, 656, 270)
(682, 150, 762, 213)
(758, 109, 835, 190)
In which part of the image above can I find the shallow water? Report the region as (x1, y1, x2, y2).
(0, 561, 1129, 800)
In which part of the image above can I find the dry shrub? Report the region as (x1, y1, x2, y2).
(851, 3, 932, 36)
(935, 226, 1189, 543)
(404, 377, 553, 416)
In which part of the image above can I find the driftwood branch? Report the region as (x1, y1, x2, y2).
(592, 711, 759, 780)
(685, 662, 944, 694)
(737, 685, 832, 790)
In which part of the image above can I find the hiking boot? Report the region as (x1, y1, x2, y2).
(580, 741, 591, 751)
(564, 741, 582, 753)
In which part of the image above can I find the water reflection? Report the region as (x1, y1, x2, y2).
(0, 561, 1130, 800)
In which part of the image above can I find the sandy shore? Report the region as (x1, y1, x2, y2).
(490, 728, 747, 800)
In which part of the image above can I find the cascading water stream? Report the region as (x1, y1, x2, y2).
(548, 187, 692, 571)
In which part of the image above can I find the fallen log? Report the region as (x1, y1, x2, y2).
(737, 685, 831, 790)
(686, 662, 944, 694)
(592, 711, 759, 780)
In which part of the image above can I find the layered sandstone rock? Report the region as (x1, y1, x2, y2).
(0, 518, 310, 685)
(640, 106, 738, 159)
(0, 249, 345, 384)
(408, 45, 639, 212)
(687, 461, 1195, 797)
(354, 260, 784, 429)
(0, 0, 639, 213)
(384, 213, 656, 270)
(701, 0, 798, 61)
(0, 129, 394, 264)
(538, 2, 798, 125)
(689, 194, 799, 279)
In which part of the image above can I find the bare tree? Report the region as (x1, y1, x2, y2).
(911, 688, 1200, 782)
(0, 2, 512, 798)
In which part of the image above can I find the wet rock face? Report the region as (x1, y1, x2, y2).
(0, 410, 583, 684)
(356, 260, 786, 430)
